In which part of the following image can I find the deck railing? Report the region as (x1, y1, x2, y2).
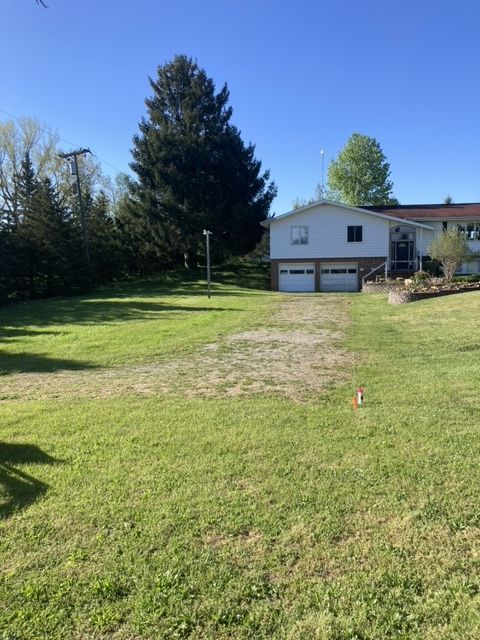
(389, 260, 418, 272)
(362, 260, 389, 284)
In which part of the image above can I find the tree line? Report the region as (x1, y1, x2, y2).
(0, 56, 276, 303)
(0, 122, 124, 302)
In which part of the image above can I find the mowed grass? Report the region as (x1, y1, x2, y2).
(0, 268, 271, 373)
(2, 273, 480, 639)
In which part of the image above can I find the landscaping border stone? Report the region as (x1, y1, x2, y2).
(362, 281, 404, 294)
(388, 285, 480, 305)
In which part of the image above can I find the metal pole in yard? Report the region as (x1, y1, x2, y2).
(203, 229, 212, 298)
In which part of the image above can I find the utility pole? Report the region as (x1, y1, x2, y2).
(58, 148, 92, 287)
(203, 229, 212, 298)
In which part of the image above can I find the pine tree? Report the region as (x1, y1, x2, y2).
(14, 155, 79, 298)
(115, 193, 159, 276)
(129, 55, 276, 268)
(33, 177, 73, 296)
(87, 191, 123, 283)
(16, 153, 41, 297)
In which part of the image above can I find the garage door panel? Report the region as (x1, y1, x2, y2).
(279, 263, 315, 292)
(320, 263, 358, 292)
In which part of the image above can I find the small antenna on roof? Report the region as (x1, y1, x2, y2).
(320, 149, 326, 198)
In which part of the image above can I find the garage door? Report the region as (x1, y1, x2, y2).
(320, 263, 358, 292)
(279, 264, 315, 292)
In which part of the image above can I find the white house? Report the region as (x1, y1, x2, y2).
(262, 200, 480, 292)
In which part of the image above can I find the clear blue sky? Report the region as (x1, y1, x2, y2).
(3, 0, 480, 214)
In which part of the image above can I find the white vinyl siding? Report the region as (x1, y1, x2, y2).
(270, 204, 389, 259)
(457, 259, 480, 274)
(410, 219, 480, 259)
(405, 221, 436, 256)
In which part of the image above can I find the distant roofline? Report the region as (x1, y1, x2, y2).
(366, 202, 480, 210)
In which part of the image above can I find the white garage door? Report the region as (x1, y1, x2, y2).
(279, 264, 315, 292)
(320, 263, 358, 292)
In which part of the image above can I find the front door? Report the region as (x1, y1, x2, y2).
(391, 240, 415, 271)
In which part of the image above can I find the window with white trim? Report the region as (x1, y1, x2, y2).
(291, 226, 309, 245)
(347, 225, 363, 242)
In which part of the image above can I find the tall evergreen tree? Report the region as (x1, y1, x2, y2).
(115, 191, 162, 276)
(0, 118, 127, 302)
(129, 55, 276, 268)
(33, 177, 75, 296)
(15, 155, 78, 297)
(87, 191, 123, 283)
(16, 153, 41, 297)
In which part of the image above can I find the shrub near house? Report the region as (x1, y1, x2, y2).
(428, 229, 472, 281)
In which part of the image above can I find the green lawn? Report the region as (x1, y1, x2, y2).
(1, 271, 480, 639)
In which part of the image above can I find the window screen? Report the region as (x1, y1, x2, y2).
(291, 226, 309, 245)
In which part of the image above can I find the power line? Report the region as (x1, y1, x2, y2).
(90, 152, 126, 176)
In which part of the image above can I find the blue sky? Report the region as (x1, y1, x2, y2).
(3, 0, 480, 214)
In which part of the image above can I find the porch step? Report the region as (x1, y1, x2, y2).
(388, 271, 416, 279)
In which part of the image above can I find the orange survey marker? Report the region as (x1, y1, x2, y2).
(352, 387, 365, 409)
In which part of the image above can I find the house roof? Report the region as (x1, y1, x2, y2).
(262, 199, 434, 230)
(365, 203, 480, 220)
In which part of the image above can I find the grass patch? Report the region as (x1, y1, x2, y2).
(0, 266, 271, 372)
(1, 275, 480, 638)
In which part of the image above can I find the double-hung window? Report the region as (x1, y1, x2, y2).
(347, 225, 363, 242)
(291, 226, 309, 245)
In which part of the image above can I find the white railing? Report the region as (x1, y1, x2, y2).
(389, 259, 419, 272)
(362, 260, 389, 284)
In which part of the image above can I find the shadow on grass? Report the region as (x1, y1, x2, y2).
(0, 351, 98, 374)
(0, 264, 270, 328)
(87, 264, 270, 299)
(0, 328, 62, 342)
(0, 300, 236, 329)
(0, 443, 61, 519)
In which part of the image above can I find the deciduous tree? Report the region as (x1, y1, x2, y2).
(328, 133, 397, 206)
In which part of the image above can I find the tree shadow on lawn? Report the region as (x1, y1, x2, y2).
(0, 265, 269, 328)
(93, 280, 266, 300)
(0, 327, 62, 342)
(0, 299, 237, 328)
(0, 351, 98, 374)
(0, 443, 62, 519)
(97, 264, 270, 298)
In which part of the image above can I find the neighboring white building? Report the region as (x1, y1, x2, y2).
(262, 200, 480, 292)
